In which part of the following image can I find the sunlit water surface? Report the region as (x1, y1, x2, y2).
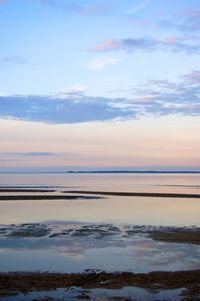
(0, 173, 199, 226)
(0, 173, 200, 275)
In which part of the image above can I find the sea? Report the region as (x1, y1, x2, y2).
(0, 172, 199, 226)
(0, 172, 200, 294)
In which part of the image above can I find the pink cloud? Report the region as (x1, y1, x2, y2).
(129, 17, 150, 27)
(133, 18, 150, 26)
(78, 4, 110, 16)
(183, 8, 200, 17)
(164, 35, 195, 45)
(182, 70, 200, 84)
(173, 8, 200, 17)
(42, 1, 111, 16)
(89, 36, 200, 54)
(89, 39, 121, 52)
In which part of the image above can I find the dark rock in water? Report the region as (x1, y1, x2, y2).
(111, 297, 133, 301)
(149, 228, 200, 245)
(0, 290, 18, 297)
(7, 224, 50, 238)
(33, 297, 54, 301)
(76, 292, 91, 299)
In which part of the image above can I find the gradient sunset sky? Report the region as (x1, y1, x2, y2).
(0, 0, 200, 171)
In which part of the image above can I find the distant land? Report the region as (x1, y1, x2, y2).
(0, 170, 200, 174)
(66, 170, 200, 174)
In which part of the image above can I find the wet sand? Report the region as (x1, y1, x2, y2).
(0, 269, 200, 298)
(149, 228, 200, 244)
(1, 223, 200, 244)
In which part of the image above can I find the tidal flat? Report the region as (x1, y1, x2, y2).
(0, 222, 200, 300)
(1, 174, 200, 300)
(0, 269, 200, 300)
(1, 222, 200, 244)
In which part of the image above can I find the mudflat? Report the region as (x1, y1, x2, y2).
(0, 269, 200, 299)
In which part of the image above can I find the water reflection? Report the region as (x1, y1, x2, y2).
(0, 195, 200, 226)
(0, 173, 200, 226)
(0, 173, 200, 194)
(1, 286, 184, 301)
(0, 223, 200, 273)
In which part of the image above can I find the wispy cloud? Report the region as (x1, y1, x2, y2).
(42, 0, 111, 16)
(173, 8, 200, 18)
(179, 9, 200, 32)
(129, 71, 200, 116)
(126, 0, 149, 15)
(0, 151, 92, 161)
(89, 39, 121, 52)
(0, 56, 27, 65)
(0, 71, 199, 124)
(90, 36, 200, 54)
(0, 152, 57, 157)
(86, 57, 118, 70)
(0, 93, 135, 124)
(21, 152, 56, 156)
(181, 70, 200, 85)
(160, 9, 200, 32)
(129, 17, 150, 27)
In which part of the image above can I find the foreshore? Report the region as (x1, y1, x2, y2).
(1, 185, 200, 300)
(0, 269, 200, 299)
(1, 223, 200, 299)
(1, 222, 200, 244)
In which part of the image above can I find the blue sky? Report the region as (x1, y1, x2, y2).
(0, 0, 200, 171)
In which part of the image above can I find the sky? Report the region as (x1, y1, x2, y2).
(0, 0, 200, 171)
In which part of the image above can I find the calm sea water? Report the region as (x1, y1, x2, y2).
(0, 172, 200, 193)
(0, 173, 199, 226)
(0, 173, 200, 274)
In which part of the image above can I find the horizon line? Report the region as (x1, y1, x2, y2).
(0, 170, 200, 174)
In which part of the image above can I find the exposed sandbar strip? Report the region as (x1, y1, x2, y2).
(63, 190, 200, 198)
(0, 195, 102, 201)
(0, 186, 59, 188)
(0, 189, 56, 193)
